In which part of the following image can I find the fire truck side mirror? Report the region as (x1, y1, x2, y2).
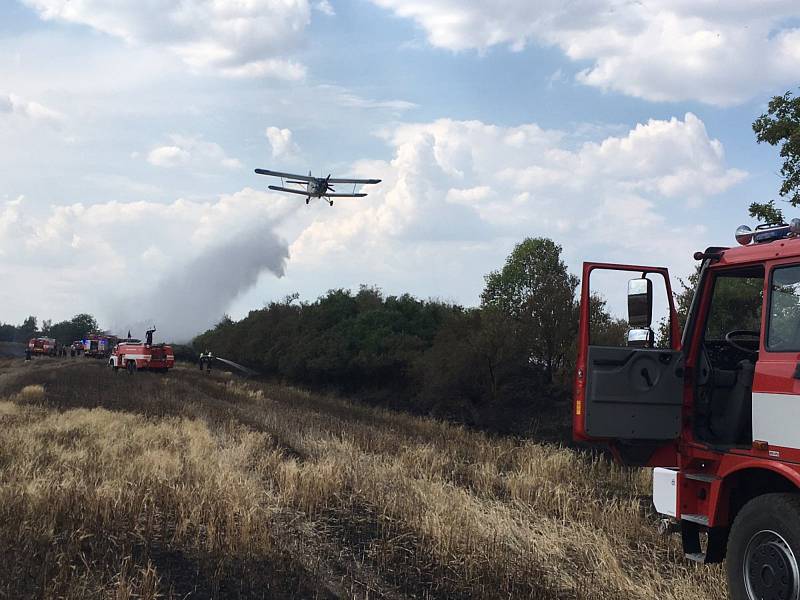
(627, 277, 653, 329)
(627, 328, 654, 348)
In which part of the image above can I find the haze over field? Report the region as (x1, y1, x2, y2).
(1, 0, 799, 337)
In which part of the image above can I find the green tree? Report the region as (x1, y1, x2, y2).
(417, 308, 536, 427)
(0, 323, 15, 342)
(656, 266, 700, 345)
(481, 238, 578, 383)
(70, 314, 99, 337)
(588, 294, 629, 347)
(750, 89, 800, 222)
(15, 316, 38, 342)
(44, 314, 100, 345)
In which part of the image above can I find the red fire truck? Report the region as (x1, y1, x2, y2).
(83, 334, 117, 358)
(108, 328, 174, 373)
(575, 220, 800, 599)
(28, 337, 57, 356)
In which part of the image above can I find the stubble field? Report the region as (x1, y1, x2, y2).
(0, 358, 724, 599)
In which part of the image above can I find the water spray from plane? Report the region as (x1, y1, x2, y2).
(112, 224, 289, 343)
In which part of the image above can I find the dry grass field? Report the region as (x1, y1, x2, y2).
(0, 357, 725, 599)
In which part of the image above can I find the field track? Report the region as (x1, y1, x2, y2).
(0, 358, 725, 599)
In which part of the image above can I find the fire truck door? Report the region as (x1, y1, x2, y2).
(583, 345, 683, 439)
(754, 263, 800, 450)
(574, 263, 683, 466)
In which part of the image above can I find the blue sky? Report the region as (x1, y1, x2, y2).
(1, 0, 798, 339)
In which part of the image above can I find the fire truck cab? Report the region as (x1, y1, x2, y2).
(28, 337, 57, 356)
(575, 220, 800, 600)
(108, 329, 174, 374)
(83, 334, 117, 358)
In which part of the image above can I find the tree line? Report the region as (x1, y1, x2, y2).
(194, 238, 627, 437)
(0, 314, 99, 346)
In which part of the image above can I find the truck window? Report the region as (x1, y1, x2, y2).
(768, 264, 800, 351)
(588, 269, 671, 348)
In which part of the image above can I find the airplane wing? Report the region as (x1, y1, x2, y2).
(268, 186, 310, 195)
(256, 169, 314, 182)
(324, 192, 368, 198)
(327, 177, 381, 184)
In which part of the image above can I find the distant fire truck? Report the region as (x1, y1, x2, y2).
(108, 328, 174, 373)
(28, 337, 57, 356)
(575, 220, 800, 600)
(83, 334, 117, 358)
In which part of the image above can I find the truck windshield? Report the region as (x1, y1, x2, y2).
(705, 269, 764, 341)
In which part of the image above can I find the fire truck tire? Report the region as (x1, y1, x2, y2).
(126, 360, 136, 374)
(727, 493, 800, 600)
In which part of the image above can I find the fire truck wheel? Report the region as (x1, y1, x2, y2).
(126, 360, 136, 374)
(727, 493, 800, 600)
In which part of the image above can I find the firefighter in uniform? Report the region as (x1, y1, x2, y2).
(199, 350, 214, 372)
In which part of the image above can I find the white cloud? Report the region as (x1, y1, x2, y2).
(0, 92, 62, 124)
(314, 1, 336, 16)
(288, 114, 744, 294)
(220, 58, 307, 80)
(369, 0, 800, 105)
(146, 134, 243, 170)
(147, 145, 190, 168)
(266, 127, 300, 159)
(0, 197, 23, 250)
(22, 0, 312, 78)
(318, 84, 417, 112)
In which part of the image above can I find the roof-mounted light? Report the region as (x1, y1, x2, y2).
(735, 219, 800, 246)
(735, 225, 753, 245)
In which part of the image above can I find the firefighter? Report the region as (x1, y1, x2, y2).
(145, 328, 156, 346)
(199, 351, 207, 371)
(206, 351, 214, 372)
(24, 347, 31, 361)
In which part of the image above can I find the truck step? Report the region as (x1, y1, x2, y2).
(683, 472, 720, 483)
(685, 552, 706, 563)
(681, 513, 709, 526)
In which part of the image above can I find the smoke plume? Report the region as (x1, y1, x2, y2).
(114, 226, 289, 343)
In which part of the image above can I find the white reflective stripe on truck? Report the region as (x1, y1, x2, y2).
(652, 467, 677, 518)
(752, 392, 800, 450)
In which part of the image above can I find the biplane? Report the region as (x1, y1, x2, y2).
(255, 169, 381, 206)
